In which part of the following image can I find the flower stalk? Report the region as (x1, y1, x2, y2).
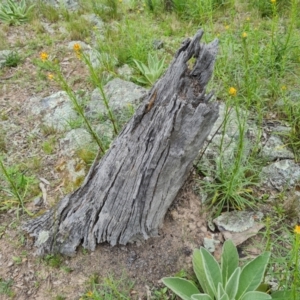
(39, 51, 106, 154)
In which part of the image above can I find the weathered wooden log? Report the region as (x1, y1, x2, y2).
(23, 29, 219, 256)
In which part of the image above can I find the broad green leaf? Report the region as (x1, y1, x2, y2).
(236, 252, 271, 300)
(217, 282, 229, 300)
(240, 291, 272, 300)
(221, 240, 239, 285)
(162, 277, 200, 300)
(193, 249, 214, 298)
(191, 294, 213, 300)
(224, 267, 241, 299)
(200, 247, 222, 296)
(219, 293, 229, 300)
(135, 77, 148, 85)
(133, 60, 147, 75)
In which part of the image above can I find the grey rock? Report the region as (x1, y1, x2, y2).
(89, 49, 118, 69)
(82, 14, 104, 31)
(60, 128, 94, 157)
(261, 135, 294, 161)
(96, 122, 114, 141)
(40, 22, 55, 34)
(0, 50, 13, 68)
(33, 197, 43, 207)
(276, 90, 300, 108)
(86, 78, 147, 119)
(28, 91, 78, 131)
(271, 124, 291, 135)
(153, 39, 164, 49)
(39, 0, 79, 9)
(67, 41, 91, 51)
(67, 40, 117, 70)
(203, 237, 220, 253)
(221, 222, 265, 246)
(198, 103, 257, 174)
(261, 159, 300, 190)
(213, 211, 263, 233)
(117, 64, 133, 80)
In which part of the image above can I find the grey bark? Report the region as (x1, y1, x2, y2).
(23, 29, 219, 256)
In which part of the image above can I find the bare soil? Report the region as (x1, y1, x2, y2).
(0, 184, 217, 299)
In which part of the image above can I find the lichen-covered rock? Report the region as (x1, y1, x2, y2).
(260, 135, 294, 161)
(28, 91, 78, 131)
(39, 0, 79, 9)
(59, 128, 94, 157)
(86, 78, 147, 119)
(261, 159, 300, 190)
(198, 103, 257, 175)
(213, 210, 263, 232)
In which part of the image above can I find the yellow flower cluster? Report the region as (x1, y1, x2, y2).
(294, 225, 300, 234)
(73, 43, 82, 59)
(242, 32, 247, 38)
(48, 73, 54, 80)
(40, 52, 48, 61)
(228, 87, 237, 97)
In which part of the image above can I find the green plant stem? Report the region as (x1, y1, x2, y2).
(80, 52, 119, 136)
(293, 233, 300, 299)
(242, 37, 251, 106)
(50, 63, 106, 153)
(280, 0, 297, 77)
(269, 1, 278, 90)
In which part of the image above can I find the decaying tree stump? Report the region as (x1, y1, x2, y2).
(23, 30, 219, 256)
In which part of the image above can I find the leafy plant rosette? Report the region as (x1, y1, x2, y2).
(162, 240, 277, 300)
(0, 0, 35, 25)
(133, 53, 165, 86)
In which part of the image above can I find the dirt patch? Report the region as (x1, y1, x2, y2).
(0, 184, 216, 299)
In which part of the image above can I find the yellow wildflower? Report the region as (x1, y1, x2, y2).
(85, 291, 94, 298)
(246, 17, 250, 21)
(48, 73, 54, 80)
(281, 85, 287, 91)
(242, 32, 247, 38)
(270, 0, 276, 3)
(225, 25, 229, 30)
(40, 52, 48, 62)
(294, 225, 300, 234)
(73, 43, 81, 53)
(228, 87, 237, 97)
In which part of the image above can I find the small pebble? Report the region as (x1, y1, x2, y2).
(8, 261, 14, 267)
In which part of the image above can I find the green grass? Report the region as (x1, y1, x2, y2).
(0, 278, 14, 298)
(43, 254, 64, 268)
(42, 138, 56, 154)
(1, 51, 22, 68)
